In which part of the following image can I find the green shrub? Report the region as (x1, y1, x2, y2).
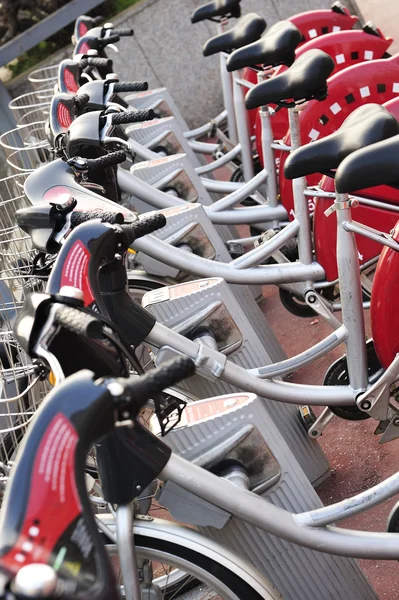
(8, 0, 141, 77)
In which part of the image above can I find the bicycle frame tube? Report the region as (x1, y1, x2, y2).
(117, 167, 288, 224)
(160, 453, 399, 560)
(220, 50, 238, 145)
(232, 71, 254, 181)
(133, 234, 325, 283)
(259, 106, 279, 218)
(146, 322, 355, 405)
(335, 192, 368, 392)
(288, 106, 313, 266)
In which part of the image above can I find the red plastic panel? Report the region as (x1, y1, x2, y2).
(253, 30, 392, 162)
(289, 7, 358, 42)
(371, 220, 399, 368)
(278, 54, 399, 218)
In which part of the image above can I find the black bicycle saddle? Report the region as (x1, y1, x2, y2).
(203, 13, 266, 56)
(227, 21, 303, 72)
(191, 0, 241, 23)
(335, 133, 399, 193)
(284, 104, 399, 179)
(245, 49, 335, 109)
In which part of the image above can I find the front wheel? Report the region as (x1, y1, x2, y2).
(106, 528, 281, 600)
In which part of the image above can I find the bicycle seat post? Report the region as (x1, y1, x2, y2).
(288, 103, 313, 267)
(257, 69, 279, 220)
(217, 17, 238, 145)
(333, 189, 369, 393)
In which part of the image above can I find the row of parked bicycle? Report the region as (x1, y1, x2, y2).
(1, 1, 399, 598)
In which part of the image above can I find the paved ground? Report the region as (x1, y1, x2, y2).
(260, 280, 399, 599)
(354, 0, 399, 54)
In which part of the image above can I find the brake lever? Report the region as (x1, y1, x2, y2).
(153, 392, 187, 436)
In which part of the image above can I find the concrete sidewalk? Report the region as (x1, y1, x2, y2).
(354, 0, 399, 54)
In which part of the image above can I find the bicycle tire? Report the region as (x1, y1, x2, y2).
(106, 531, 281, 600)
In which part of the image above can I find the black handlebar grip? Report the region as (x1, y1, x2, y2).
(72, 93, 90, 116)
(71, 210, 124, 228)
(124, 357, 195, 404)
(85, 150, 127, 175)
(79, 57, 110, 70)
(54, 305, 103, 338)
(111, 109, 155, 125)
(104, 34, 120, 45)
(113, 82, 148, 93)
(121, 213, 166, 245)
(111, 28, 134, 36)
(87, 57, 113, 70)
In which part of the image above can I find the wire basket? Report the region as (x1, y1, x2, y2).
(0, 174, 50, 502)
(6, 146, 54, 174)
(18, 106, 51, 128)
(28, 65, 59, 91)
(9, 89, 54, 126)
(0, 122, 48, 159)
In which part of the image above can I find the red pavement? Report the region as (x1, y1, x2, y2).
(261, 283, 399, 600)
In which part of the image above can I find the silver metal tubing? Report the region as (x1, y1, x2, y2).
(220, 52, 238, 145)
(233, 71, 255, 181)
(230, 220, 300, 269)
(161, 453, 399, 560)
(209, 169, 269, 211)
(201, 178, 241, 193)
(250, 325, 347, 378)
(188, 140, 220, 154)
(195, 144, 242, 174)
(296, 470, 399, 528)
(257, 70, 278, 210)
(260, 108, 278, 211)
(345, 220, 399, 252)
(208, 205, 289, 226)
(133, 234, 325, 283)
(304, 187, 335, 199)
(336, 192, 369, 392)
(118, 167, 184, 209)
(184, 110, 228, 139)
(118, 168, 293, 225)
(271, 141, 292, 151)
(351, 193, 399, 213)
(287, 107, 314, 266)
(332, 301, 371, 311)
(148, 323, 354, 405)
(127, 137, 159, 160)
(227, 235, 260, 246)
(235, 77, 255, 90)
(116, 504, 141, 600)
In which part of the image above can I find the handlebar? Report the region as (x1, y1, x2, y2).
(113, 81, 148, 93)
(114, 356, 195, 408)
(110, 28, 133, 36)
(120, 213, 166, 244)
(70, 209, 125, 227)
(85, 150, 127, 173)
(72, 93, 90, 115)
(78, 56, 112, 70)
(103, 33, 120, 46)
(67, 151, 127, 177)
(54, 304, 103, 338)
(111, 108, 155, 125)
